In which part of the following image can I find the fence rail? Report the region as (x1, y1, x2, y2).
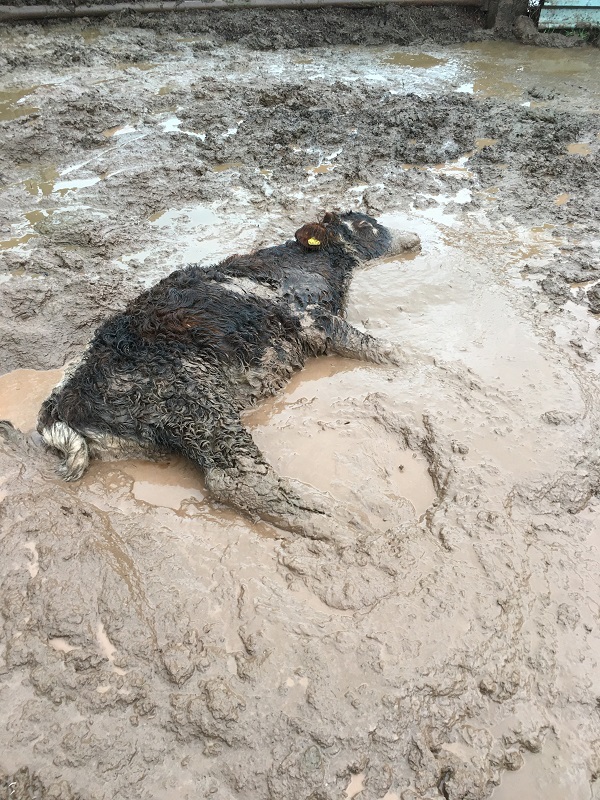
(0, 0, 484, 22)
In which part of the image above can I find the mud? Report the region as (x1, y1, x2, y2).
(1, 16, 600, 800)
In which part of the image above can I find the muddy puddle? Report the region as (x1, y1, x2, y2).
(1, 19, 600, 800)
(0, 368, 63, 432)
(0, 87, 39, 121)
(83, 457, 207, 512)
(246, 357, 437, 519)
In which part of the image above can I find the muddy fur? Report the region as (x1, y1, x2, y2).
(37, 211, 418, 540)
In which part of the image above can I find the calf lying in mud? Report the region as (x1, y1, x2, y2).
(37, 212, 419, 541)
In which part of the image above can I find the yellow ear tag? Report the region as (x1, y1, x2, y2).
(307, 237, 321, 246)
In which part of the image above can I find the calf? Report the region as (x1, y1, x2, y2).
(38, 211, 419, 541)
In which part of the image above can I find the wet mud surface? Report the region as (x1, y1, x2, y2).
(1, 15, 600, 800)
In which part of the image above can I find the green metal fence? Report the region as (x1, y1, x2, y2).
(539, 0, 600, 28)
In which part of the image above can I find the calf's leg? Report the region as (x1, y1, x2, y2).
(309, 314, 409, 367)
(159, 404, 360, 542)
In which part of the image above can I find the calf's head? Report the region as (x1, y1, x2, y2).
(295, 211, 420, 261)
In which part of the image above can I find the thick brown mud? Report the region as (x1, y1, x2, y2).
(1, 15, 600, 800)
(0, 369, 63, 432)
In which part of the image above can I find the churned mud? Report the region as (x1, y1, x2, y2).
(1, 14, 600, 800)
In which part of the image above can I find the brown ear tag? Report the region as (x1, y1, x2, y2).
(295, 223, 328, 250)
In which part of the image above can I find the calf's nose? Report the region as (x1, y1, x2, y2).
(386, 229, 421, 257)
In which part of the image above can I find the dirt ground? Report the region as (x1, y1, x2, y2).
(1, 10, 600, 800)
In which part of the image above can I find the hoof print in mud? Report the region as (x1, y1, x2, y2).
(37, 211, 419, 540)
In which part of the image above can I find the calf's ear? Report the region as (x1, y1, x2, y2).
(295, 223, 328, 249)
(321, 211, 338, 225)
